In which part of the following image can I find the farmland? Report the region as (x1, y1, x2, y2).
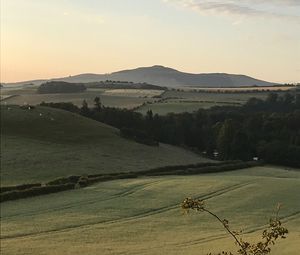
(136, 90, 271, 115)
(1, 166, 299, 255)
(0, 89, 156, 109)
(2, 85, 296, 115)
(0, 105, 207, 186)
(137, 101, 229, 115)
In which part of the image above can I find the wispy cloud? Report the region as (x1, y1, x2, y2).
(163, 0, 300, 22)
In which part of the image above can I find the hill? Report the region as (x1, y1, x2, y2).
(2, 66, 278, 88)
(108, 65, 277, 87)
(1, 166, 299, 255)
(0, 105, 208, 186)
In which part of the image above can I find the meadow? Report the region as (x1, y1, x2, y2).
(136, 101, 230, 115)
(1, 105, 207, 186)
(0, 89, 156, 109)
(136, 90, 270, 115)
(1, 166, 299, 255)
(101, 89, 164, 98)
(184, 86, 295, 92)
(2, 86, 291, 115)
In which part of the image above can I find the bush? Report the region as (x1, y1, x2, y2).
(0, 183, 75, 202)
(120, 127, 159, 146)
(0, 183, 41, 193)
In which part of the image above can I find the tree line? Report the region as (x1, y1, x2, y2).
(41, 92, 300, 167)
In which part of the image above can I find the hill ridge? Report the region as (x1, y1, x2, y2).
(2, 65, 278, 88)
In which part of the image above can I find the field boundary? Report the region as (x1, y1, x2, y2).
(0, 160, 263, 203)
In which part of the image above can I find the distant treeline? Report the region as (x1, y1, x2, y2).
(85, 80, 167, 90)
(41, 92, 300, 167)
(37, 80, 166, 93)
(37, 81, 87, 94)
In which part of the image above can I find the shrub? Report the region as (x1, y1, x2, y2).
(181, 198, 288, 255)
(0, 183, 41, 193)
(0, 183, 75, 202)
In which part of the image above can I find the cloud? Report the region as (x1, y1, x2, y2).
(252, 0, 300, 6)
(163, 0, 300, 22)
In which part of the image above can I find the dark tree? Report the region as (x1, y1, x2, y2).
(94, 97, 102, 111)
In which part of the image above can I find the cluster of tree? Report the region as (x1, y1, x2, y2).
(85, 81, 166, 90)
(37, 81, 87, 94)
(41, 92, 300, 167)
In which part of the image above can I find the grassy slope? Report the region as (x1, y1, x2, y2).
(1, 166, 299, 255)
(137, 101, 229, 115)
(1, 90, 155, 109)
(1, 105, 207, 186)
(136, 91, 270, 115)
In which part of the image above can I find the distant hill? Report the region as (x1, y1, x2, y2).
(37, 81, 87, 94)
(112, 66, 279, 87)
(3, 65, 278, 88)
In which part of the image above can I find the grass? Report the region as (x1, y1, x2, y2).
(1, 105, 208, 186)
(1, 166, 299, 255)
(102, 89, 164, 97)
(0, 90, 156, 109)
(1, 87, 282, 115)
(136, 90, 275, 115)
(136, 101, 233, 115)
(162, 90, 270, 103)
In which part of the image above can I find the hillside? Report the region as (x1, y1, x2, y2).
(0, 105, 207, 186)
(108, 65, 277, 87)
(2, 66, 278, 88)
(1, 166, 299, 255)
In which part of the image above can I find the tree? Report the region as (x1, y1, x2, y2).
(80, 100, 90, 116)
(182, 198, 288, 255)
(94, 97, 102, 111)
(231, 131, 251, 160)
(146, 110, 153, 122)
(216, 119, 237, 160)
(266, 93, 278, 104)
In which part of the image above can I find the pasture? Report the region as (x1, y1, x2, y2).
(161, 90, 270, 103)
(1, 105, 207, 186)
(184, 86, 295, 92)
(136, 101, 231, 115)
(101, 89, 164, 98)
(136, 89, 297, 115)
(0, 89, 156, 109)
(2, 85, 294, 115)
(1, 166, 299, 255)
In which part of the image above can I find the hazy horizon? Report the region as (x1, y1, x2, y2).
(1, 0, 300, 83)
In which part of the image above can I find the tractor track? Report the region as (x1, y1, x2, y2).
(1, 181, 253, 240)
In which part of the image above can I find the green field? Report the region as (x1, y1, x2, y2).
(102, 89, 164, 97)
(136, 90, 274, 115)
(136, 101, 233, 115)
(162, 90, 270, 102)
(1, 87, 276, 115)
(0, 89, 156, 109)
(1, 166, 299, 255)
(1, 105, 208, 186)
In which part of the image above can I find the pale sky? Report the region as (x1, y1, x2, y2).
(1, 0, 300, 83)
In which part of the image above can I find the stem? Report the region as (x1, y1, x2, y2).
(203, 208, 247, 255)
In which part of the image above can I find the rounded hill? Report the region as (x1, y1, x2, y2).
(1, 105, 207, 185)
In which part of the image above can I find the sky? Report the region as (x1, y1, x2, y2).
(1, 0, 300, 83)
